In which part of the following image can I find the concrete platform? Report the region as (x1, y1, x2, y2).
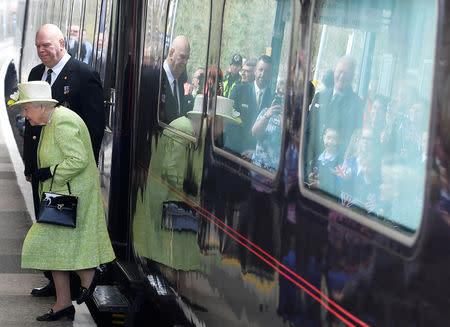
(0, 45, 96, 326)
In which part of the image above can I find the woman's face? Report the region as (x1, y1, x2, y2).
(22, 103, 45, 126)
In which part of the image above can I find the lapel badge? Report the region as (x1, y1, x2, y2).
(64, 76, 67, 80)
(64, 85, 70, 94)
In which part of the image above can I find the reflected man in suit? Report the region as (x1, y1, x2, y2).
(160, 35, 190, 124)
(305, 56, 364, 166)
(24, 23, 105, 297)
(226, 55, 273, 157)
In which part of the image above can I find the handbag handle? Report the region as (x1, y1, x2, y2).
(49, 164, 72, 194)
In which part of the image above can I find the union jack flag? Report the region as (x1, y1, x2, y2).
(332, 161, 348, 178)
(341, 191, 354, 207)
(365, 193, 377, 213)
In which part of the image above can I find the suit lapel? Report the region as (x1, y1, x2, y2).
(48, 58, 75, 107)
(29, 64, 45, 81)
(250, 83, 258, 110)
(53, 57, 74, 88)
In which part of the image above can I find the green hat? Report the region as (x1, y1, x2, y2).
(8, 81, 58, 107)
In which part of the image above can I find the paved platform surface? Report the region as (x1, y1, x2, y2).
(0, 39, 96, 326)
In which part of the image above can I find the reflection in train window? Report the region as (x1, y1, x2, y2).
(302, 0, 436, 235)
(94, 0, 112, 81)
(81, 0, 97, 65)
(215, 0, 292, 174)
(158, 0, 210, 136)
(67, 0, 83, 60)
(49, 1, 62, 24)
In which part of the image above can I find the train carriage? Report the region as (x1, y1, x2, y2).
(6, 0, 450, 326)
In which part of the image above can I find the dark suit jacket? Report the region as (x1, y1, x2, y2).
(25, 56, 105, 174)
(160, 68, 187, 124)
(231, 82, 273, 125)
(305, 87, 364, 165)
(226, 82, 273, 154)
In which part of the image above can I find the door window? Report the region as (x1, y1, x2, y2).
(302, 0, 437, 238)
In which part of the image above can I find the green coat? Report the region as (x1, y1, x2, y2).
(133, 116, 204, 271)
(21, 106, 115, 271)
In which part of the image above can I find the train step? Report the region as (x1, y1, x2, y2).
(88, 285, 130, 326)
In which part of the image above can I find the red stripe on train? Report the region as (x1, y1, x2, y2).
(138, 164, 369, 327)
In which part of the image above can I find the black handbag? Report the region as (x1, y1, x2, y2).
(37, 165, 77, 228)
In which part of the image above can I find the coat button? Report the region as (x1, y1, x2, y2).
(32, 136, 36, 140)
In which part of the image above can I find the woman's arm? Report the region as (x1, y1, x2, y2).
(252, 104, 282, 139)
(50, 118, 90, 185)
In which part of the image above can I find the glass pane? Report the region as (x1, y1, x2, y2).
(303, 0, 436, 234)
(51, 1, 62, 24)
(81, 0, 97, 65)
(68, 0, 83, 60)
(60, 0, 71, 38)
(95, 0, 111, 80)
(158, 0, 210, 131)
(216, 0, 292, 174)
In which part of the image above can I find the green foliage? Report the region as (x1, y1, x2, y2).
(220, 0, 276, 68)
(173, 0, 211, 80)
(171, 0, 284, 81)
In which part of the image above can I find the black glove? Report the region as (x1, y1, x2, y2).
(37, 167, 52, 182)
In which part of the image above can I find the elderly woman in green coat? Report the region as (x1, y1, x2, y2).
(9, 81, 115, 322)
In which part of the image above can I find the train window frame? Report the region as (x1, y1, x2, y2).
(155, 0, 212, 145)
(211, 0, 295, 181)
(298, 0, 438, 248)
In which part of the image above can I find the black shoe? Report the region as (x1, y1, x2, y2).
(36, 305, 75, 321)
(31, 282, 56, 297)
(76, 269, 99, 304)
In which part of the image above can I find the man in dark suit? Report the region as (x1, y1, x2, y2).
(226, 55, 273, 156)
(160, 35, 190, 124)
(305, 56, 364, 166)
(24, 23, 105, 297)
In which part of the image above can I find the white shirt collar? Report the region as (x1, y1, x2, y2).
(43, 53, 71, 85)
(163, 60, 176, 86)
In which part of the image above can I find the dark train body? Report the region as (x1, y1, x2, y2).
(6, 0, 450, 326)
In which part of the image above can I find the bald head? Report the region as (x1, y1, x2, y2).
(334, 56, 356, 93)
(35, 24, 66, 68)
(167, 35, 190, 79)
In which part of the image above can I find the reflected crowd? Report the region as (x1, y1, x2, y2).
(304, 56, 429, 232)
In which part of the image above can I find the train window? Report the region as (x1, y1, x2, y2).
(67, 0, 83, 60)
(94, 0, 112, 81)
(60, 1, 71, 37)
(158, 0, 210, 139)
(21, 0, 49, 78)
(302, 0, 436, 239)
(49, 1, 62, 24)
(214, 0, 292, 175)
(81, 0, 97, 65)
